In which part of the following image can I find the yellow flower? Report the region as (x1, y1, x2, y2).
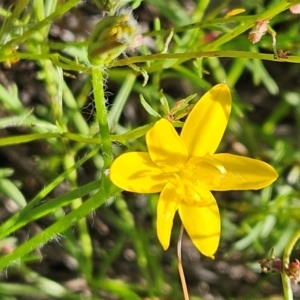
(109, 84, 278, 258)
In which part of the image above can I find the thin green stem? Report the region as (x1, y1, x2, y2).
(92, 67, 113, 168)
(281, 229, 300, 300)
(0, 132, 102, 146)
(112, 51, 300, 67)
(282, 274, 293, 300)
(3, 50, 300, 71)
(0, 125, 153, 147)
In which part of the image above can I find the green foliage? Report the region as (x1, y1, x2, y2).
(1, 0, 300, 299)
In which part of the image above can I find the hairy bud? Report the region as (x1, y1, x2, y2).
(87, 9, 141, 66)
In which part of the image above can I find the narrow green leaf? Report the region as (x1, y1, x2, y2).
(0, 178, 26, 208)
(159, 90, 170, 115)
(139, 94, 161, 117)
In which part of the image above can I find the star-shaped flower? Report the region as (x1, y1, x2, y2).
(109, 84, 278, 258)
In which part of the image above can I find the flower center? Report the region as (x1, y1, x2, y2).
(176, 155, 227, 205)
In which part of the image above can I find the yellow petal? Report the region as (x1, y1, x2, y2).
(146, 119, 188, 173)
(212, 153, 278, 190)
(178, 195, 220, 258)
(225, 8, 245, 18)
(157, 183, 181, 250)
(181, 84, 231, 157)
(109, 152, 171, 193)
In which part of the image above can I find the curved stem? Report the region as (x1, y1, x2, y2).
(282, 273, 293, 300)
(177, 225, 190, 300)
(281, 229, 300, 300)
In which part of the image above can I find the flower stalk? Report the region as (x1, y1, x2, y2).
(92, 67, 113, 168)
(177, 225, 190, 300)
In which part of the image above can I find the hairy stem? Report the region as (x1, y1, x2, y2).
(92, 67, 113, 168)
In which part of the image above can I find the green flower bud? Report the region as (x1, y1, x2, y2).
(87, 9, 141, 66)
